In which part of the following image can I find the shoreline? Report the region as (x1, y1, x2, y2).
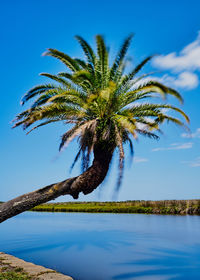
(0, 252, 73, 280)
(31, 199, 200, 215)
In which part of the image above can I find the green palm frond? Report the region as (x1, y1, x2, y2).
(75, 35, 96, 66)
(43, 48, 80, 72)
(26, 119, 60, 135)
(120, 55, 154, 89)
(110, 34, 134, 79)
(21, 84, 56, 105)
(30, 88, 63, 108)
(40, 73, 71, 87)
(135, 129, 159, 139)
(95, 35, 109, 88)
(73, 70, 94, 88)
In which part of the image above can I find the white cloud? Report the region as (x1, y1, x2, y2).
(160, 72, 199, 90)
(182, 157, 200, 167)
(152, 32, 200, 90)
(181, 128, 200, 138)
(173, 72, 199, 89)
(153, 32, 200, 72)
(152, 142, 193, 152)
(140, 73, 198, 90)
(134, 156, 148, 163)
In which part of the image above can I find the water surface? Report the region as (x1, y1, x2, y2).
(1, 212, 200, 280)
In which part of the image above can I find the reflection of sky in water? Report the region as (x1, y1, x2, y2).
(1, 212, 200, 280)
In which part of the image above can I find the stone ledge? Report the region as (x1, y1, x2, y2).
(0, 252, 73, 280)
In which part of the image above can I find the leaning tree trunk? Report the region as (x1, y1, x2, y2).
(0, 144, 113, 223)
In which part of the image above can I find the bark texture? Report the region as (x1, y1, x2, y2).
(0, 144, 113, 223)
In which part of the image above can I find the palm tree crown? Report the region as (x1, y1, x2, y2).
(13, 34, 189, 189)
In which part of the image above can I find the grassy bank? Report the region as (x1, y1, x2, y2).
(31, 200, 200, 215)
(0, 264, 31, 280)
(0, 270, 31, 280)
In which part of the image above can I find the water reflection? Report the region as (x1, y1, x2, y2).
(9, 230, 133, 254)
(113, 245, 200, 279)
(1, 212, 200, 280)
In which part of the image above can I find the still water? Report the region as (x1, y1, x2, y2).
(1, 212, 200, 280)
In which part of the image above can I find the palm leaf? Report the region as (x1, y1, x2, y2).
(43, 48, 80, 72)
(110, 33, 133, 78)
(120, 55, 154, 88)
(26, 119, 60, 135)
(95, 35, 109, 88)
(21, 84, 56, 105)
(75, 35, 96, 66)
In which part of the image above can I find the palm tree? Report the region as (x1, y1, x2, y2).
(0, 34, 189, 223)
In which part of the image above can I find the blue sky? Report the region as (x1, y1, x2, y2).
(1, 0, 200, 202)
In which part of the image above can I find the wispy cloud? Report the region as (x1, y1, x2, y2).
(182, 157, 200, 167)
(160, 72, 199, 90)
(152, 142, 193, 152)
(153, 33, 200, 71)
(181, 128, 200, 138)
(134, 156, 148, 163)
(152, 32, 200, 89)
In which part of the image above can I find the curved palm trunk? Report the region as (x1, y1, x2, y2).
(0, 145, 113, 223)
